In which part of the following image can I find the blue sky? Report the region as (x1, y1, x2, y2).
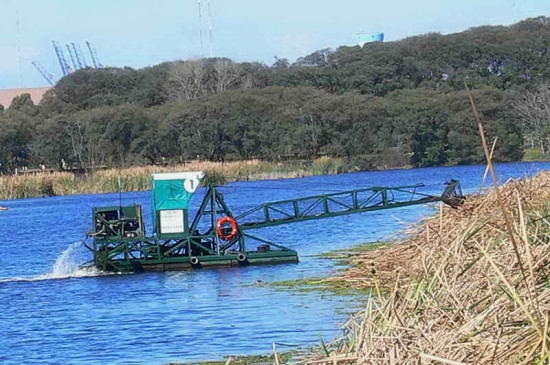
(0, 0, 548, 89)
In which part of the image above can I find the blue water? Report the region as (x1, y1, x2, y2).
(1, 162, 549, 364)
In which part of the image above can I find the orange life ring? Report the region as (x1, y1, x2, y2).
(217, 216, 239, 240)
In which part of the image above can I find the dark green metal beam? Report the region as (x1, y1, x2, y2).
(236, 180, 463, 231)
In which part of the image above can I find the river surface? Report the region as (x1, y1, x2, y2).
(1, 162, 549, 364)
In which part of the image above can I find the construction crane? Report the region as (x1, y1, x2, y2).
(83, 172, 464, 272)
(85, 41, 103, 68)
(72, 43, 88, 69)
(66, 44, 79, 70)
(52, 40, 72, 76)
(31, 61, 56, 86)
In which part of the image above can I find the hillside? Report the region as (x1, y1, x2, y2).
(0, 17, 548, 173)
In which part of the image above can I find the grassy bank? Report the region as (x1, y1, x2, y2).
(304, 171, 550, 364)
(523, 147, 550, 162)
(0, 157, 351, 200)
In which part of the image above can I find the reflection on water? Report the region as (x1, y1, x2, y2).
(0, 162, 548, 363)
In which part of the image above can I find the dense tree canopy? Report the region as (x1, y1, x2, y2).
(2, 17, 549, 173)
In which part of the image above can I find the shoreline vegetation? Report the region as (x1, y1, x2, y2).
(0, 157, 362, 201)
(0, 152, 547, 201)
(294, 171, 550, 364)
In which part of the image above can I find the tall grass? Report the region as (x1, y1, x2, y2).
(524, 147, 549, 162)
(0, 158, 351, 200)
(311, 156, 347, 175)
(305, 172, 550, 364)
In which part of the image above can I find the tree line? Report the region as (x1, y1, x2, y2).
(1, 17, 549, 173)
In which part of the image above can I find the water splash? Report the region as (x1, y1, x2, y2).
(0, 242, 114, 283)
(51, 241, 89, 277)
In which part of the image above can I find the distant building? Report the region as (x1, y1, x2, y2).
(0, 87, 51, 108)
(356, 32, 384, 47)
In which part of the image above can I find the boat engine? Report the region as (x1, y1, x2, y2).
(90, 205, 144, 240)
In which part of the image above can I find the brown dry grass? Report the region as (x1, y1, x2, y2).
(0, 158, 347, 200)
(305, 172, 550, 364)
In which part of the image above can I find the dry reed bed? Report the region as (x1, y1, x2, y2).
(307, 172, 550, 364)
(0, 158, 347, 200)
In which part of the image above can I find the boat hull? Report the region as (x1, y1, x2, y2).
(96, 250, 299, 272)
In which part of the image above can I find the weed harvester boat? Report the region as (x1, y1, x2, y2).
(83, 172, 464, 272)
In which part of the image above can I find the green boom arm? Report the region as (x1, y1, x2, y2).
(235, 180, 464, 231)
